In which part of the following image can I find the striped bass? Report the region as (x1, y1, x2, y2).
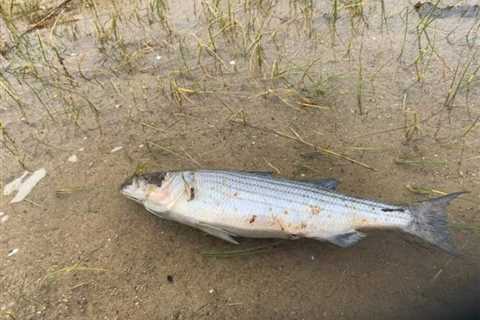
(120, 170, 463, 252)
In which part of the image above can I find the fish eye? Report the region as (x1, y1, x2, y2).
(143, 172, 167, 186)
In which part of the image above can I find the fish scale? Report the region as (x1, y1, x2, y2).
(195, 171, 406, 219)
(200, 171, 399, 210)
(172, 170, 412, 239)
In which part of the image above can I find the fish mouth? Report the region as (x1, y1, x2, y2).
(121, 192, 143, 203)
(120, 186, 146, 203)
(120, 174, 138, 191)
(120, 174, 147, 203)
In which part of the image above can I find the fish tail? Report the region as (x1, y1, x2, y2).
(403, 192, 465, 254)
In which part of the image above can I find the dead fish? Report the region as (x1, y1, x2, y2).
(120, 170, 464, 252)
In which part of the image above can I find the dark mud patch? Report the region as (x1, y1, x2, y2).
(415, 2, 480, 19)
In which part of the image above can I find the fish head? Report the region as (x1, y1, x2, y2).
(121, 171, 184, 214)
(120, 172, 168, 203)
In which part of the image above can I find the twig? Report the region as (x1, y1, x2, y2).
(147, 141, 201, 167)
(286, 128, 376, 171)
(181, 147, 202, 167)
(462, 115, 480, 137)
(354, 106, 448, 139)
(263, 157, 280, 174)
(405, 185, 477, 204)
(139, 121, 167, 133)
(230, 121, 375, 171)
(24, 199, 43, 208)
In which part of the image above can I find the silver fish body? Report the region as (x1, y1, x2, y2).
(121, 170, 462, 251)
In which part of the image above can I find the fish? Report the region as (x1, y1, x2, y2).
(120, 169, 464, 252)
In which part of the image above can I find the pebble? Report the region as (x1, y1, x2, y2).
(1, 215, 9, 224)
(68, 154, 78, 163)
(110, 146, 123, 153)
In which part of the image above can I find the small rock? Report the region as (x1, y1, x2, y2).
(1, 215, 9, 224)
(167, 275, 174, 283)
(7, 248, 18, 257)
(68, 155, 78, 163)
(110, 146, 123, 153)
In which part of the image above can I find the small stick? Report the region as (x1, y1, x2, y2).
(296, 102, 331, 110)
(181, 148, 202, 167)
(354, 105, 448, 139)
(287, 128, 376, 171)
(230, 121, 375, 171)
(148, 141, 201, 167)
(140, 121, 167, 133)
(462, 115, 480, 137)
(405, 185, 477, 204)
(263, 158, 280, 174)
(24, 199, 43, 208)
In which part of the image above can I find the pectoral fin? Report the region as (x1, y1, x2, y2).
(144, 203, 170, 220)
(328, 230, 366, 248)
(198, 222, 239, 244)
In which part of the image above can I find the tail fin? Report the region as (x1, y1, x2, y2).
(404, 192, 465, 253)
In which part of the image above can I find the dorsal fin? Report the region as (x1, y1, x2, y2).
(244, 171, 273, 177)
(306, 178, 337, 190)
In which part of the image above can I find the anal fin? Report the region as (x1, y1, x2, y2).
(198, 222, 239, 244)
(328, 230, 366, 248)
